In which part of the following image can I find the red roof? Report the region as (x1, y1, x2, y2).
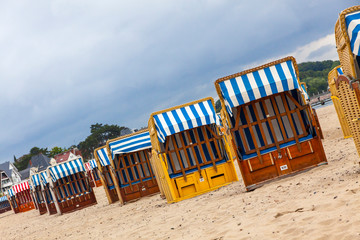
(54, 149, 82, 163)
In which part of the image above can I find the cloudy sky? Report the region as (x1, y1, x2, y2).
(0, 0, 357, 163)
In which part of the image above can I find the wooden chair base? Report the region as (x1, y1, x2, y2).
(47, 202, 58, 215)
(108, 188, 119, 203)
(238, 137, 327, 191)
(18, 202, 36, 213)
(120, 179, 159, 203)
(94, 179, 103, 187)
(38, 203, 48, 215)
(0, 206, 11, 214)
(167, 161, 238, 203)
(58, 191, 97, 214)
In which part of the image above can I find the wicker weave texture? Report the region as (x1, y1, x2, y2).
(337, 79, 360, 156)
(328, 66, 352, 138)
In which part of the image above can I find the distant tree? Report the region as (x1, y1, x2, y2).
(298, 60, 340, 96)
(90, 123, 103, 134)
(29, 147, 49, 156)
(14, 154, 32, 171)
(30, 147, 40, 155)
(79, 124, 131, 159)
(13, 155, 17, 163)
(49, 146, 65, 158)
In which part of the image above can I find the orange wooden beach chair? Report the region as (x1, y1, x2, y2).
(106, 129, 160, 205)
(46, 157, 97, 214)
(215, 56, 328, 191)
(10, 181, 36, 213)
(88, 159, 103, 187)
(29, 170, 57, 215)
(94, 146, 119, 204)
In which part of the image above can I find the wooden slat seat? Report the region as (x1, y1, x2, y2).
(169, 159, 227, 179)
(242, 134, 313, 160)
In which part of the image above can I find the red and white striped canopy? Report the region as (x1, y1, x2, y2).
(84, 162, 92, 172)
(13, 181, 30, 194)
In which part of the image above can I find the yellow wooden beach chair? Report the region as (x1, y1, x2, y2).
(148, 97, 238, 203)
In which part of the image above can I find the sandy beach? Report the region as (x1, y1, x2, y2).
(0, 104, 359, 240)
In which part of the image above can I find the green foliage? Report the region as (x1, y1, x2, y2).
(78, 124, 130, 160)
(48, 146, 67, 158)
(30, 147, 49, 156)
(298, 60, 340, 96)
(13, 154, 31, 171)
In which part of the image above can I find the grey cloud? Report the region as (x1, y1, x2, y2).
(0, 0, 358, 162)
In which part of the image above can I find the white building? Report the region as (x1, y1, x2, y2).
(0, 161, 22, 193)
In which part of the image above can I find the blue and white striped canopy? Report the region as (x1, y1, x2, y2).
(31, 173, 41, 187)
(301, 84, 309, 102)
(109, 131, 152, 158)
(153, 99, 220, 143)
(345, 10, 360, 56)
(7, 189, 14, 197)
(0, 196, 7, 202)
(95, 147, 111, 166)
(40, 172, 48, 185)
(89, 159, 97, 169)
(48, 158, 85, 182)
(218, 59, 300, 115)
(337, 67, 344, 75)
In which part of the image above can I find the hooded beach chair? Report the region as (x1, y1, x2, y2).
(84, 161, 96, 188)
(106, 129, 160, 205)
(88, 159, 102, 187)
(94, 146, 119, 204)
(328, 66, 352, 138)
(47, 157, 97, 214)
(29, 170, 57, 215)
(0, 195, 11, 214)
(11, 181, 35, 213)
(148, 97, 238, 203)
(334, 6, 360, 157)
(7, 188, 19, 213)
(29, 171, 48, 215)
(215, 56, 328, 191)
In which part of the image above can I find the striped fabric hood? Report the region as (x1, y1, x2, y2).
(217, 58, 301, 115)
(108, 131, 152, 158)
(152, 98, 220, 143)
(95, 146, 111, 166)
(345, 10, 360, 56)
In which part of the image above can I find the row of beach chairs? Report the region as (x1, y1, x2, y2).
(1, 5, 359, 216)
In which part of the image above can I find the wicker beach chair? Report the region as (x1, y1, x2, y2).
(335, 6, 360, 157)
(328, 66, 352, 138)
